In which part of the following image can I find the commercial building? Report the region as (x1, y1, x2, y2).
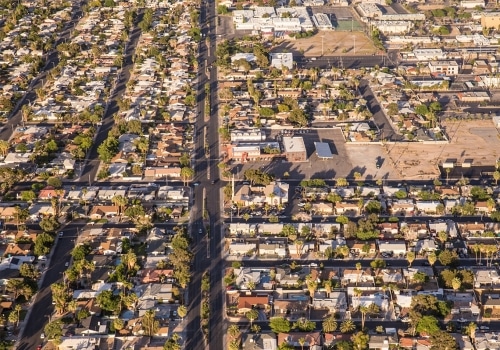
(428, 60, 459, 76)
(481, 12, 500, 29)
(270, 52, 293, 70)
(282, 136, 307, 162)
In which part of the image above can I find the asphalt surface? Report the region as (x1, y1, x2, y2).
(296, 55, 395, 70)
(184, 0, 223, 348)
(16, 226, 79, 350)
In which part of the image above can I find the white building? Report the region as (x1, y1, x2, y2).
(413, 48, 446, 61)
(460, 0, 485, 8)
(357, 3, 382, 18)
(270, 52, 294, 70)
(312, 13, 333, 30)
(428, 60, 459, 75)
(230, 129, 265, 142)
(372, 21, 413, 34)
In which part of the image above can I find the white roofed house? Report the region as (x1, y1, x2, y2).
(235, 268, 261, 289)
(228, 223, 255, 236)
(378, 241, 407, 255)
(415, 239, 437, 254)
(263, 181, 289, 205)
(258, 223, 284, 235)
(415, 201, 442, 214)
(228, 241, 256, 256)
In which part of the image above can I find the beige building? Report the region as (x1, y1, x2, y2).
(282, 137, 307, 162)
(481, 12, 500, 29)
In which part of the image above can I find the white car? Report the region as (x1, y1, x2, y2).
(457, 318, 467, 323)
(401, 317, 411, 323)
(38, 256, 47, 261)
(65, 262, 69, 267)
(40, 333, 45, 339)
(480, 326, 490, 330)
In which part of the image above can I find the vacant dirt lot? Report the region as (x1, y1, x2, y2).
(280, 31, 377, 57)
(384, 120, 500, 180)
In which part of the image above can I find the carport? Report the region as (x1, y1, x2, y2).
(314, 142, 333, 160)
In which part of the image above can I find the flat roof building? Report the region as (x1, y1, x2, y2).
(314, 142, 333, 159)
(283, 136, 307, 162)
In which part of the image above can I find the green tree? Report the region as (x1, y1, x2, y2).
(19, 263, 40, 280)
(269, 316, 291, 333)
(112, 318, 125, 331)
(322, 315, 338, 333)
(427, 251, 437, 267)
(429, 330, 458, 350)
(351, 331, 369, 350)
(438, 250, 458, 266)
(142, 309, 159, 336)
(246, 309, 259, 327)
(39, 216, 60, 232)
(416, 315, 440, 335)
(71, 243, 91, 260)
(293, 318, 316, 331)
(20, 190, 37, 202)
(34, 232, 54, 256)
(44, 320, 63, 341)
(340, 319, 356, 333)
(96, 290, 121, 314)
(406, 251, 416, 267)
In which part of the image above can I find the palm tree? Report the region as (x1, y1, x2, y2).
(427, 251, 437, 267)
(322, 315, 338, 333)
(246, 309, 258, 327)
(0, 140, 9, 157)
(177, 305, 187, 321)
(360, 306, 369, 330)
(466, 322, 477, 342)
(324, 280, 333, 298)
(298, 337, 306, 350)
(355, 262, 362, 286)
(353, 288, 362, 310)
(340, 319, 356, 333)
(111, 195, 128, 221)
(452, 277, 461, 295)
(228, 324, 240, 339)
(406, 251, 415, 267)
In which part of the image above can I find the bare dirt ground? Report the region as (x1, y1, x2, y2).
(276, 31, 377, 57)
(383, 120, 500, 180)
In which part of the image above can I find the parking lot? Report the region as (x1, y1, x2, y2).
(232, 128, 402, 181)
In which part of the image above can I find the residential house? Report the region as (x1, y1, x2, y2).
(415, 239, 437, 254)
(228, 223, 256, 236)
(241, 332, 277, 350)
(335, 202, 360, 216)
(235, 268, 262, 289)
(378, 241, 407, 255)
(349, 288, 389, 311)
(343, 268, 375, 285)
(259, 243, 286, 257)
(379, 269, 404, 284)
(237, 294, 269, 313)
(228, 241, 256, 256)
(349, 241, 377, 255)
(415, 201, 441, 214)
(4, 243, 32, 257)
(311, 291, 348, 313)
(312, 202, 334, 215)
(446, 292, 480, 316)
(274, 299, 308, 316)
(475, 269, 500, 287)
(258, 224, 284, 235)
(277, 332, 322, 350)
(368, 335, 393, 350)
(390, 199, 414, 216)
(89, 206, 119, 220)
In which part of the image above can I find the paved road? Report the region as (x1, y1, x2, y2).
(79, 12, 144, 183)
(184, 0, 222, 348)
(16, 226, 80, 350)
(359, 78, 403, 142)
